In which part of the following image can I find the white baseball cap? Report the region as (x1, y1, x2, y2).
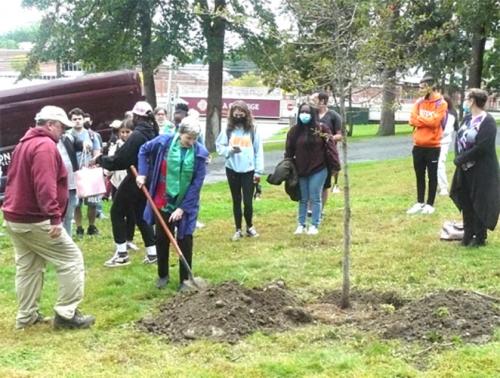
(110, 119, 122, 129)
(35, 106, 74, 128)
(131, 101, 153, 117)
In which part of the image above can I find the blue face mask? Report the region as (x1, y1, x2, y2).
(463, 103, 471, 114)
(299, 113, 312, 124)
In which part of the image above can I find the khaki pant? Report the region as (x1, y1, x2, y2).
(5, 220, 85, 328)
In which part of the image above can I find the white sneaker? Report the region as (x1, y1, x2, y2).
(126, 241, 139, 251)
(294, 225, 306, 235)
(439, 189, 449, 196)
(143, 255, 157, 264)
(406, 203, 424, 214)
(231, 230, 243, 241)
(421, 204, 435, 214)
(246, 226, 259, 237)
(307, 225, 319, 235)
(332, 185, 341, 194)
(104, 254, 130, 268)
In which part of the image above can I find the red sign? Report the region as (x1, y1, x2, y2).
(183, 97, 281, 119)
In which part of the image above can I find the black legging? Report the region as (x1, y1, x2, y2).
(111, 175, 155, 247)
(226, 168, 254, 230)
(156, 211, 193, 282)
(459, 171, 487, 244)
(112, 186, 136, 241)
(412, 146, 440, 206)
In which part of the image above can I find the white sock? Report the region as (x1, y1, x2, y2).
(116, 242, 127, 253)
(146, 245, 157, 256)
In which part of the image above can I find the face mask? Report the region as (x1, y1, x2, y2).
(463, 102, 471, 114)
(299, 113, 311, 124)
(234, 115, 246, 122)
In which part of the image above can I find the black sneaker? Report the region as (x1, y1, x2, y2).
(87, 225, 99, 235)
(53, 309, 95, 330)
(76, 226, 84, 237)
(156, 276, 169, 289)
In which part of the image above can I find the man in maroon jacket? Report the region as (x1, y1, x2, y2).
(2, 106, 95, 330)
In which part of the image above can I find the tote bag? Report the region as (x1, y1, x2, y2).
(75, 166, 106, 198)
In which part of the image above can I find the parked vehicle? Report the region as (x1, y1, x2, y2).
(0, 70, 142, 200)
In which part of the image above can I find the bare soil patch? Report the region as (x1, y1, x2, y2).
(138, 280, 313, 343)
(311, 289, 500, 345)
(139, 283, 499, 346)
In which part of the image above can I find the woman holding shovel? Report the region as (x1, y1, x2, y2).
(136, 115, 209, 290)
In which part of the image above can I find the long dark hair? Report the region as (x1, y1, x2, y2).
(133, 111, 159, 136)
(443, 94, 459, 131)
(227, 100, 254, 134)
(294, 103, 320, 147)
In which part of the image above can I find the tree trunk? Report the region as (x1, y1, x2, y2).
(202, 0, 226, 152)
(56, 59, 62, 78)
(338, 81, 351, 310)
(377, 68, 397, 136)
(142, 66, 157, 108)
(347, 84, 353, 136)
(468, 26, 486, 88)
(139, 1, 157, 108)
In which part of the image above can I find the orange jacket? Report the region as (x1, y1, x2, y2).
(409, 93, 447, 148)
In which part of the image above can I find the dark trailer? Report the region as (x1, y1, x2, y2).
(0, 70, 142, 200)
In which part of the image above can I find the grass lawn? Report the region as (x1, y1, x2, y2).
(264, 123, 413, 152)
(0, 154, 499, 377)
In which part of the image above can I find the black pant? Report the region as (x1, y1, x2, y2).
(412, 146, 440, 206)
(459, 171, 487, 243)
(156, 211, 193, 282)
(226, 168, 254, 230)
(111, 176, 155, 247)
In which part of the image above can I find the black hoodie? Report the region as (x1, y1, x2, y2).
(97, 121, 157, 172)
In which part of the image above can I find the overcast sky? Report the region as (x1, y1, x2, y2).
(0, 0, 42, 35)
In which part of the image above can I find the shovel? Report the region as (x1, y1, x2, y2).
(130, 165, 207, 291)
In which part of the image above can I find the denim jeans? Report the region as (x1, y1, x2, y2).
(298, 167, 327, 227)
(63, 189, 78, 236)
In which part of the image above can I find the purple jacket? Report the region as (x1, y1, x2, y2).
(138, 134, 209, 238)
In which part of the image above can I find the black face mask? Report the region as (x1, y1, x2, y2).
(84, 121, 92, 129)
(234, 116, 246, 124)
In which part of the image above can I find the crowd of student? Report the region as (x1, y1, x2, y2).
(2, 78, 498, 331)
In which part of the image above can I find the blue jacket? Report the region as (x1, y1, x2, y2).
(138, 133, 209, 238)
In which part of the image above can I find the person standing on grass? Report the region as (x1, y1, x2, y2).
(437, 95, 459, 196)
(450, 88, 500, 247)
(407, 73, 447, 215)
(93, 101, 159, 267)
(57, 132, 82, 237)
(70, 107, 102, 236)
(285, 103, 340, 235)
(106, 118, 138, 251)
(2, 106, 95, 330)
(137, 115, 209, 290)
(316, 92, 343, 207)
(216, 100, 264, 241)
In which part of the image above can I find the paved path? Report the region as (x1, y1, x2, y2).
(205, 127, 500, 184)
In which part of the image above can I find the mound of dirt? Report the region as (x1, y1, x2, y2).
(311, 289, 499, 345)
(372, 290, 500, 344)
(138, 281, 313, 343)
